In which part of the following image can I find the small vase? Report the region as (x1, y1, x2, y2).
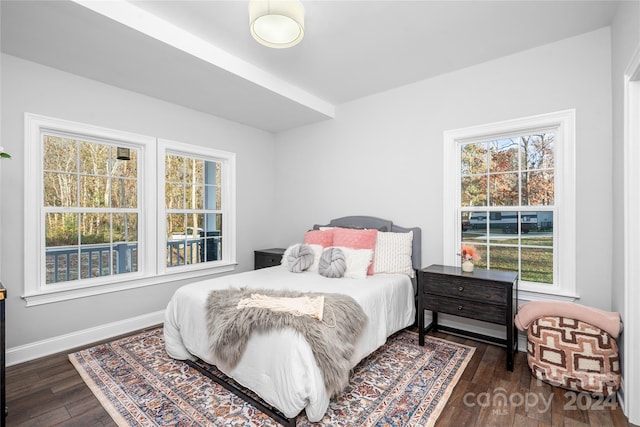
(461, 260, 474, 272)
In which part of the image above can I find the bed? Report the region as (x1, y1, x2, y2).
(163, 216, 421, 425)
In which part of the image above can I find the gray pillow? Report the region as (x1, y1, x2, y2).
(287, 244, 314, 273)
(318, 247, 346, 278)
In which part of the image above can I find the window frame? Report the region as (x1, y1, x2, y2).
(157, 138, 236, 275)
(443, 110, 577, 299)
(24, 114, 236, 306)
(41, 132, 143, 283)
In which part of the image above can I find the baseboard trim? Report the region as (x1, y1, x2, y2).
(518, 332, 527, 352)
(6, 310, 165, 366)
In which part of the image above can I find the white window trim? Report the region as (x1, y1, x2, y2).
(443, 110, 577, 299)
(623, 44, 640, 424)
(23, 114, 236, 306)
(157, 138, 237, 275)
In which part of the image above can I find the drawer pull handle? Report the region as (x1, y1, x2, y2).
(458, 305, 463, 311)
(458, 286, 464, 292)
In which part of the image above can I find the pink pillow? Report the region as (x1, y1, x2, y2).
(332, 228, 378, 275)
(304, 229, 334, 247)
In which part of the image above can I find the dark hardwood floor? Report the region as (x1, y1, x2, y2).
(4, 327, 634, 426)
(430, 331, 633, 427)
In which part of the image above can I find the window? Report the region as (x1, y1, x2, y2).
(24, 114, 236, 305)
(443, 110, 576, 298)
(158, 139, 235, 275)
(43, 135, 140, 284)
(158, 140, 235, 272)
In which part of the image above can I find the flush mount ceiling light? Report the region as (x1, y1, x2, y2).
(249, 0, 304, 48)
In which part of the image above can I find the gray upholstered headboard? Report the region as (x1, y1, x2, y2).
(312, 215, 422, 271)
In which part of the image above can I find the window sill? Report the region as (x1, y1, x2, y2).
(517, 287, 579, 303)
(22, 263, 237, 307)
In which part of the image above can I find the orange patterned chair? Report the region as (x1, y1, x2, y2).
(515, 302, 622, 396)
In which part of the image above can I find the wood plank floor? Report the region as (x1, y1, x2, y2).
(4, 327, 635, 426)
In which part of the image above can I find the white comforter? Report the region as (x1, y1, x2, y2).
(163, 265, 415, 421)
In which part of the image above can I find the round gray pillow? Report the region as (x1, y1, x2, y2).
(318, 247, 346, 278)
(287, 244, 314, 273)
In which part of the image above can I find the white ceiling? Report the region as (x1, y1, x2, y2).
(1, 0, 621, 132)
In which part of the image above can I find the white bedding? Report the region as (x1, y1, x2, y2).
(163, 265, 415, 421)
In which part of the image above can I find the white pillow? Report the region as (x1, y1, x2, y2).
(281, 244, 323, 271)
(340, 247, 374, 279)
(306, 244, 323, 271)
(373, 231, 414, 278)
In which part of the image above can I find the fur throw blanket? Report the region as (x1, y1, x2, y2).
(206, 288, 367, 397)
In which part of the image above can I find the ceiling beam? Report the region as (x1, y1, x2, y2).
(72, 0, 335, 120)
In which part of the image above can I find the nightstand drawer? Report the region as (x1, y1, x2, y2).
(254, 248, 286, 270)
(425, 295, 506, 324)
(423, 273, 508, 305)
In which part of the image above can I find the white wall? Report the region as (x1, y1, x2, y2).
(0, 54, 277, 353)
(274, 28, 613, 311)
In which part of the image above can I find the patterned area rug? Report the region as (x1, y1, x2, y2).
(69, 328, 474, 426)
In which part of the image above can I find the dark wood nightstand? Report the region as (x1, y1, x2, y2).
(254, 248, 286, 270)
(417, 264, 518, 371)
